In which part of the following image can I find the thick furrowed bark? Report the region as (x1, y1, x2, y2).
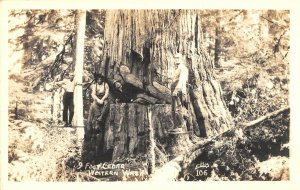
(101, 10, 233, 138)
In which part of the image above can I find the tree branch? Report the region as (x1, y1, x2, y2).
(260, 15, 287, 27)
(228, 10, 244, 22)
(241, 106, 290, 127)
(32, 32, 75, 89)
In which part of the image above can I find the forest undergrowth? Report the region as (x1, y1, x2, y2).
(8, 78, 82, 181)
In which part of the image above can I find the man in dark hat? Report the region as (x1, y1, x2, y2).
(87, 76, 110, 132)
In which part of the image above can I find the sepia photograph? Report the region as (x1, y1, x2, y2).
(6, 8, 290, 181)
(1, 0, 300, 189)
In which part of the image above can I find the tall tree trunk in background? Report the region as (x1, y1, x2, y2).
(23, 10, 36, 67)
(214, 10, 222, 68)
(101, 10, 233, 138)
(73, 10, 86, 127)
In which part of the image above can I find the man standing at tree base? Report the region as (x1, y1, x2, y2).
(171, 53, 189, 129)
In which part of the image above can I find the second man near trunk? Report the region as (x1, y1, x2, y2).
(171, 53, 189, 128)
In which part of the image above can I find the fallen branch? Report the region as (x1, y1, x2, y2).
(183, 138, 212, 164)
(181, 106, 290, 173)
(150, 106, 290, 181)
(186, 106, 290, 163)
(241, 106, 290, 127)
(150, 138, 211, 181)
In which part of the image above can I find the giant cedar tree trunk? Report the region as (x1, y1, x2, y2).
(83, 10, 234, 163)
(101, 10, 232, 137)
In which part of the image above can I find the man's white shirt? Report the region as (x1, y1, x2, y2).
(175, 63, 189, 95)
(60, 79, 76, 92)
